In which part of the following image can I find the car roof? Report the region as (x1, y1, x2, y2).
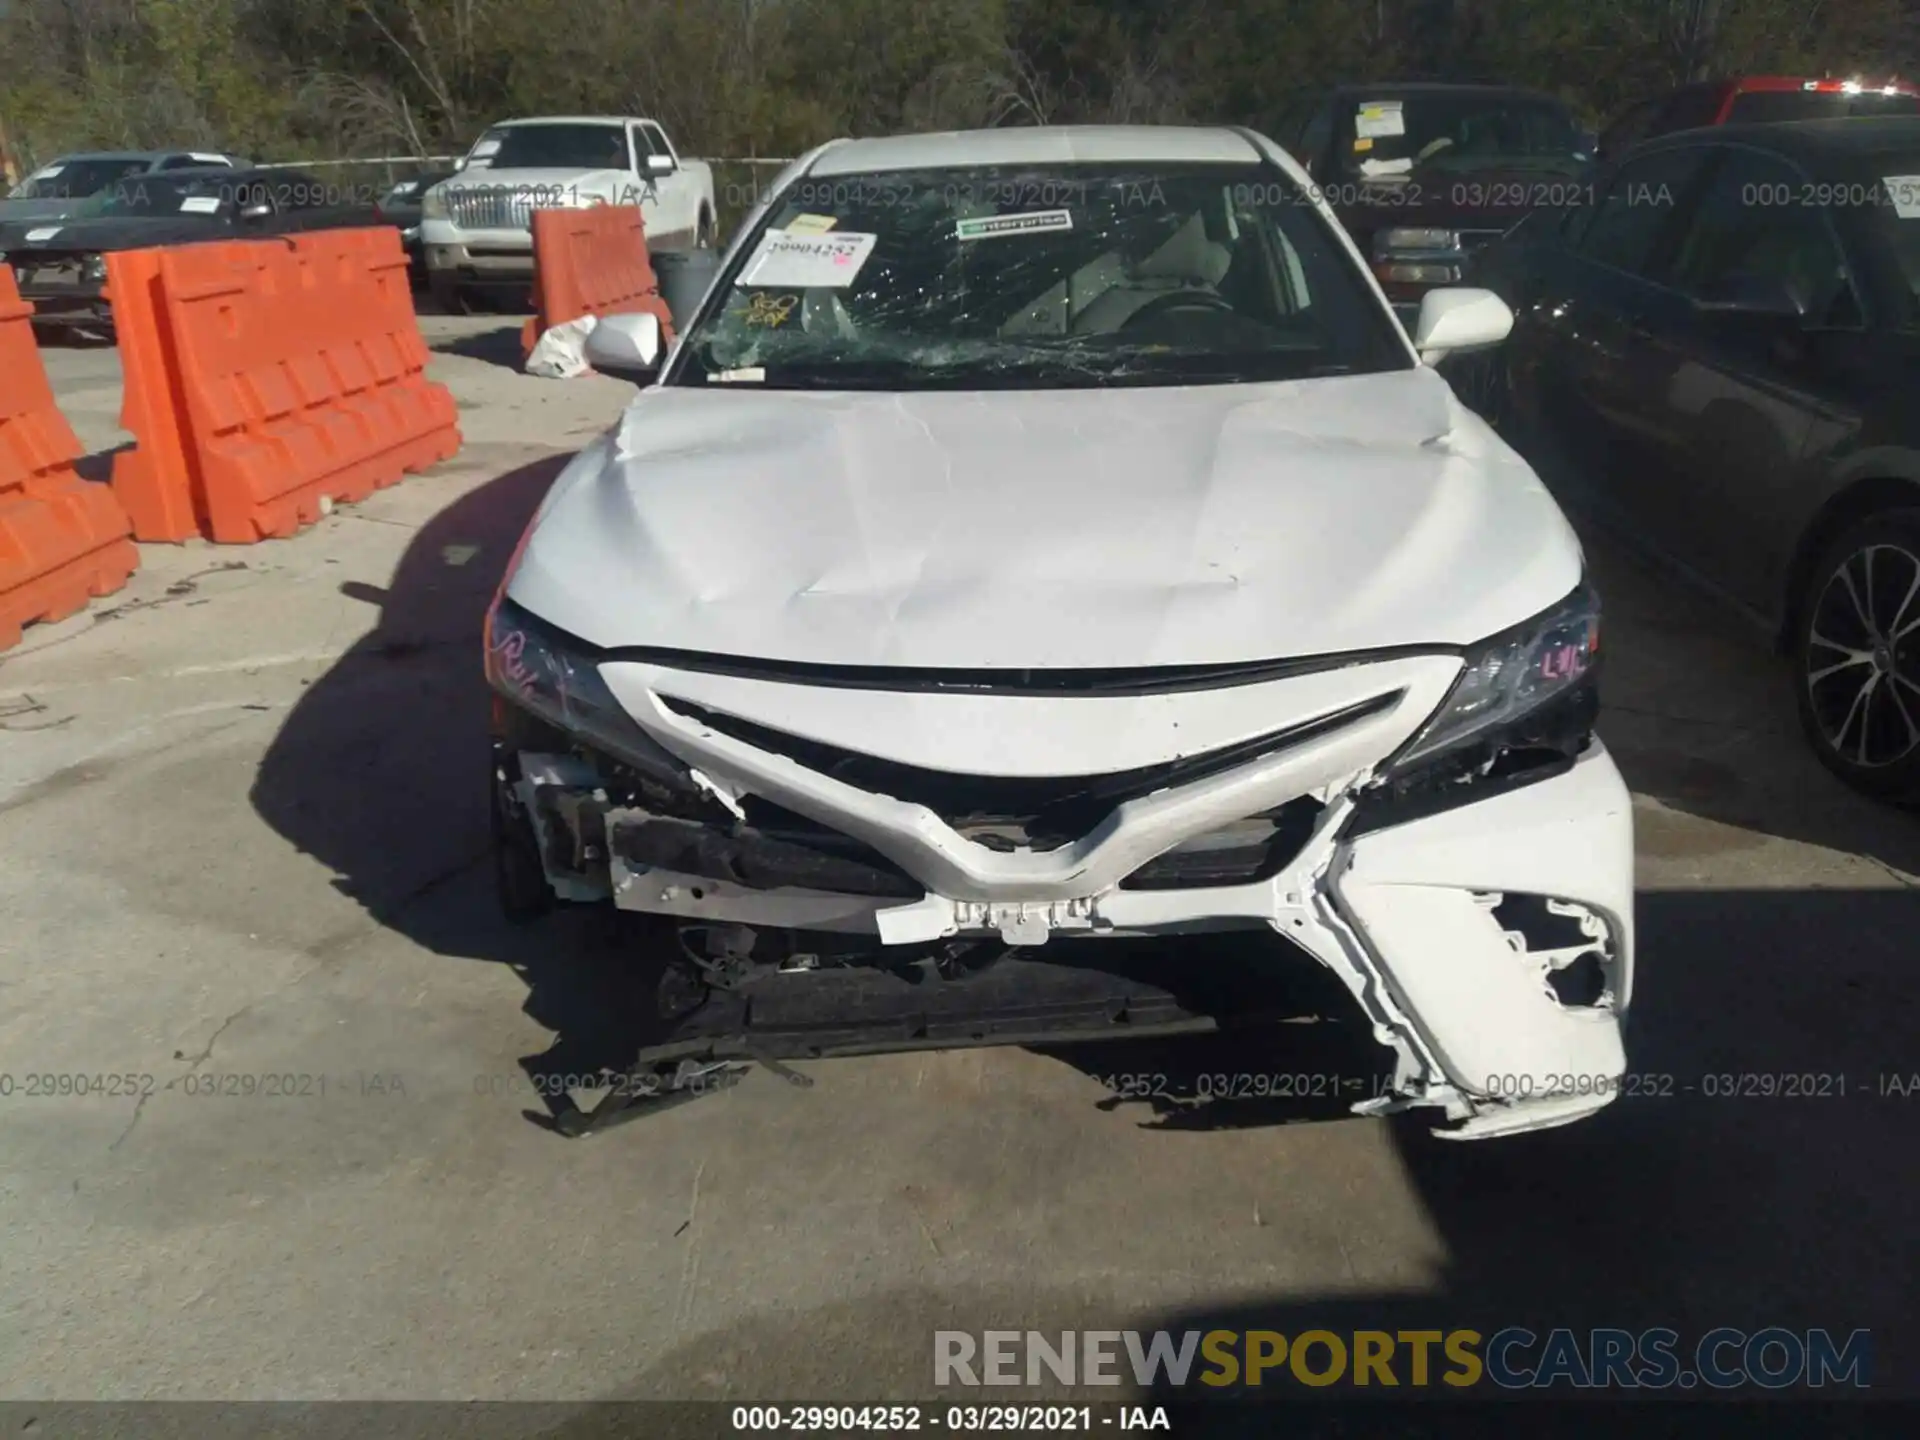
(1723, 75, 1918, 94)
(808, 125, 1265, 176)
(52, 150, 236, 163)
(488, 116, 641, 127)
(1642, 115, 1920, 162)
(1325, 81, 1568, 103)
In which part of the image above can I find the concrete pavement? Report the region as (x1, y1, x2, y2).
(1, 318, 1915, 1404)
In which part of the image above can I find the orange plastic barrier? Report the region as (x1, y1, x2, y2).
(0, 268, 138, 651)
(521, 204, 676, 363)
(109, 228, 460, 543)
(105, 250, 201, 541)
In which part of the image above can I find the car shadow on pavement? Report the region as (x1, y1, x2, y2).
(431, 323, 532, 371)
(246, 451, 723, 1123)
(518, 888, 1917, 1421)
(1131, 885, 1920, 1401)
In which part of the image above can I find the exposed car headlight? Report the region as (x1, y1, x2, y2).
(421, 185, 449, 220)
(1391, 581, 1601, 771)
(80, 254, 106, 283)
(484, 596, 689, 781)
(1374, 227, 1462, 257)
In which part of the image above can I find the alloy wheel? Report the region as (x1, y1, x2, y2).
(1804, 540, 1920, 769)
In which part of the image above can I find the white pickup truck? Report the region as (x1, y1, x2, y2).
(419, 115, 715, 311)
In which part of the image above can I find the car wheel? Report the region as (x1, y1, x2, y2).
(427, 276, 471, 316)
(1449, 350, 1509, 430)
(1793, 507, 1920, 803)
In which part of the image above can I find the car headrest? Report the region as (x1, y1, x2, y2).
(1134, 213, 1232, 287)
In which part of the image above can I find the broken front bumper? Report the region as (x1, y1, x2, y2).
(505, 652, 1633, 1138)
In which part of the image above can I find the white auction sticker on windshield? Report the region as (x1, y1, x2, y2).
(1884, 176, 1920, 218)
(1359, 156, 1415, 179)
(24, 227, 61, 243)
(1356, 101, 1406, 139)
(179, 195, 222, 214)
(32, 164, 65, 179)
(955, 208, 1074, 242)
(738, 229, 877, 288)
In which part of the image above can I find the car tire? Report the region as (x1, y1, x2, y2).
(1793, 507, 1920, 804)
(491, 753, 554, 923)
(427, 275, 470, 316)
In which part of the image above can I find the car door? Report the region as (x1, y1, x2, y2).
(1520, 144, 1715, 521)
(1639, 146, 1868, 607)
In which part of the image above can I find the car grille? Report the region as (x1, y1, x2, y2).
(5, 253, 89, 288)
(1458, 228, 1508, 254)
(659, 690, 1398, 850)
(446, 188, 534, 231)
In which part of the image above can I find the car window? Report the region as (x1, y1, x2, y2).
(1572, 146, 1712, 276)
(1862, 165, 1920, 328)
(1599, 99, 1660, 156)
(675, 162, 1412, 390)
(1652, 85, 1725, 136)
(1667, 149, 1861, 324)
(273, 172, 335, 210)
(1332, 91, 1583, 180)
(489, 123, 629, 170)
(79, 172, 239, 218)
(224, 177, 278, 213)
(6, 157, 150, 200)
(1298, 104, 1333, 173)
(643, 123, 671, 159)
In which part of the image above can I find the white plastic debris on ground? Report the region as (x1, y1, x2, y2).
(525, 313, 600, 379)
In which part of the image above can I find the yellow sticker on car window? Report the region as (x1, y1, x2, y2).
(1354, 137, 1375, 152)
(734, 292, 800, 327)
(785, 213, 838, 234)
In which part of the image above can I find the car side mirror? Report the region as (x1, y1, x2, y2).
(1692, 273, 1807, 321)
(1411, 287, 1514, 364)
(644, 154, 676, 177)
(583, 312, 663, 384)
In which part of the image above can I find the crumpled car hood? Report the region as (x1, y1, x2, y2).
(507, 366, 1584, 669)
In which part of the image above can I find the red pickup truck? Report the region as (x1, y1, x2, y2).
(1597, 75, 1920, 159)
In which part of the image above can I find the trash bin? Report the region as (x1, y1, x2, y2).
(653, 249, 725, 334)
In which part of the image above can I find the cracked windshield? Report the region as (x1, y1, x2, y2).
(681, 165, 1411, 388)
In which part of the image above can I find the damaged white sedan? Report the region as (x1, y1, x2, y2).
(483, 125, 1634, 1139)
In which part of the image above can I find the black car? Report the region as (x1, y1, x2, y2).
(0, 166, 381, 336)
(1276, 82, 1594, 325)
(1467, 117, 1920, 800)
(374, 169, 455, 287)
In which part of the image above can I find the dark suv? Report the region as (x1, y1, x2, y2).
(1277, 82, 1592, 322)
